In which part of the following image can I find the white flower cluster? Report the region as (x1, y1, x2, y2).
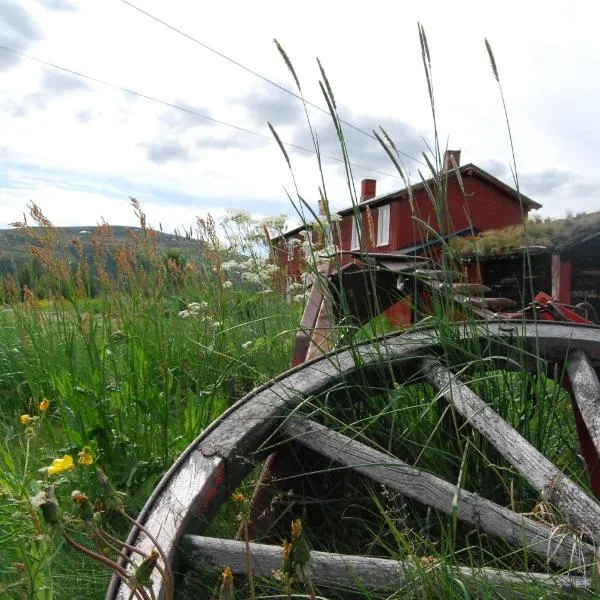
(222, 258, 280, 290)
(224, 209, 252, 226)
(178, 301, 209, 319)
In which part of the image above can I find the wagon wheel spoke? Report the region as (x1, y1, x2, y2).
(567, 348, 600, 455)
(180, 535, 590, 593)
(105, 323, 600, 599)
(281, 417, 593, 567)
(423, 358, 600, 540)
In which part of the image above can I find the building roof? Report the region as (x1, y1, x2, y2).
(336, 163, 541, 216)
(274, 163, 541, 241)
(454, 210, 600, 257)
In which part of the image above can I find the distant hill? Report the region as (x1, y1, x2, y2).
(0, 225, 206, 281)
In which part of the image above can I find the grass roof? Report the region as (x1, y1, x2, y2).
(451, 211, 600, 256)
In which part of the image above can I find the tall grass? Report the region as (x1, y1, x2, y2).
(178, 28, 599, 600)
(1, 26, 596, 600)
(0, 202, 300, 599)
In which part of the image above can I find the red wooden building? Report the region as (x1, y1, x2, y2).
(273, 151, 541, 280)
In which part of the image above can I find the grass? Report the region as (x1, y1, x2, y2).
(0, 204, 300, 599)
(450, 211, 600, 256)
(1, 26, 598, 600)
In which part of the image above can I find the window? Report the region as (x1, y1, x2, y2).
(377, 205, 390, 246)
(351, 215, 360, 250)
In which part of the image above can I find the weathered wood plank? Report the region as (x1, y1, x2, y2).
(424, 359, 600, 541)
(292, 279, 324, 366)
(305, 294, 338, 361)
(567, 349, 600, 457)
(427, 282, 491, 295)
(283, 418, 593, 567)
(107, 322, 600, 599)
(305, 264, 338, 361)
(180, 536, 590, 591)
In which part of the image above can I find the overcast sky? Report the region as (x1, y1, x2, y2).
(0, 0, 598, 233)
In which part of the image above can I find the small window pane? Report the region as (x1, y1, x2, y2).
(351, 216, 360, 250)
(377, 205, 390, 246)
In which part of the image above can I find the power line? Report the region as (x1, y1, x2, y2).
(0, 44, 402, 179)
(119, 0, 424, 166)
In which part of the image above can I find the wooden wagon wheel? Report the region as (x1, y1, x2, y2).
(106, 321, 600, 599)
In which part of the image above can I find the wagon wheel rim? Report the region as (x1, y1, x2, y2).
(106, 320, 600, 599)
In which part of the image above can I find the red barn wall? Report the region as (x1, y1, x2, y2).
(338, 174, 525, 253)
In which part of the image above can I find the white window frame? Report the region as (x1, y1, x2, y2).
(350, 215, 360, 250)
(376, 205, 390, 247)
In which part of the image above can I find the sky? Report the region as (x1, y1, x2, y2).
(1, 0, 599, 234)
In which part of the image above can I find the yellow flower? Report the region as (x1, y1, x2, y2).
(282, 540, 293, 560)
(222, 566, 233, 586)
(77, 448, 94, 466)
(47, 455, 74, 476)
(20, 414, 32, 425)
(39, 399, 50, 412)
(291, 518, 303, 540)
(231, 492, 247, 505)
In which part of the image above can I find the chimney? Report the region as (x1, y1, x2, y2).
(360, 178, 377, 202)
(443, 149, 461, 171)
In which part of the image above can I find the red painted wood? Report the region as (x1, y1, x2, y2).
(551, 254, 573, 304)
(383, 299, 412, 327)
(565, 379, 600, 497)
(336, 172, 527, 256)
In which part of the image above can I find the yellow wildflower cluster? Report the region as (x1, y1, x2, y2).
(19, 398, 50, 427)
(231, 492, 247, 505)
(43, 447, 94, 476)
(47, 455, 75, 476)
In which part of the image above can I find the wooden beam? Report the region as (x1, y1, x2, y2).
(180, 535, 590, 591)
(551, 254, 573, 304)
(567, 349, 600, 456)
(282, 417, 593, 567)
(566, 349, 600, 496)
(292, 283, 323, 367)
(424, 359, 600, 542)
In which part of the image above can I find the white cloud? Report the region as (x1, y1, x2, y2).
(0, 0, 599, 226)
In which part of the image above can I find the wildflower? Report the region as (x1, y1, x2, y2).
(78, 447, 94, 466)
(31, 486, 62, 524)
(71, 490, 93, 521)
(218, 566, 234, 600)
(211, 321, 221, 328)
(46, 455, 75, 476)
(20, 414, 33, 425)
(39, 399, 50, 412)
(242, 340, 252, 349)
(289, 519, 312, 588)
(282, 540, 293, 561)
(231, 492, 247, 505)
(291, 518, 303, 540)
(221, 260, 241, 272)
(178, 309, 192, 318)
(71, 489, 89, 506)
(241, 272, 261, 284)
(222, 280, 233, 289)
